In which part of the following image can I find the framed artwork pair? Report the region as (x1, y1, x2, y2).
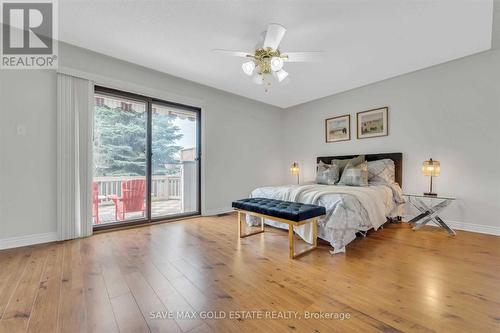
(325, 107, 388, 143)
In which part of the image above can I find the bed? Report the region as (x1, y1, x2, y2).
(247, 153, 405, 254)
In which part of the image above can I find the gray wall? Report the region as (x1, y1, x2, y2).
(0, 71, 58, 238)
(0, 42, 285, 239)
(494, 0, 500, 49)
(282, 48, 500, 228)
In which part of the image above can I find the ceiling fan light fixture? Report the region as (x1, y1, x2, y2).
(213, 23, 324, 90)
(242, 61, 256, 76)
(270, 56, 284, 71)
(275, 69, 288, 82)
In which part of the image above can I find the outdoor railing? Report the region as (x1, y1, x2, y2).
(94, 175, 181, 203)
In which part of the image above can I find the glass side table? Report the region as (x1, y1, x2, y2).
(403, 194, 456, 236)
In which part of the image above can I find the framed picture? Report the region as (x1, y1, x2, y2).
(357, 107, 388, 139)
(325, 114, 350, 143)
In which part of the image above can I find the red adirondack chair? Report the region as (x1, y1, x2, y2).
(92, 182, 100, 224)
(108, 179, 146, 221)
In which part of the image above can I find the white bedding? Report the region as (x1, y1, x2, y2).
(247, 183, 405, 254)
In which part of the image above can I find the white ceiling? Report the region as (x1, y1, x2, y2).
(59, 0, 494, 108)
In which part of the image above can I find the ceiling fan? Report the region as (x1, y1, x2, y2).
(212, 23, 323, 90)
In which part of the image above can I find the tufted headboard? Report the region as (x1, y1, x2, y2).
(317, 152, 403, 187)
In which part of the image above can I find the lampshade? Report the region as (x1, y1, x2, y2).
(270, 56, 284, 71)
(422, 158, 440, 177)
(275, 69, 288, 82)
(242, 61, 256, 76)
(290, 162, 299, 175)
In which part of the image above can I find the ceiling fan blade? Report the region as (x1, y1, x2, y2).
(211, 49, 253, 58)
(263, 23, 286, 50)
(282, 52, 324, 62)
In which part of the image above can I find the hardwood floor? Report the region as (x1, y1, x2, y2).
(0, 214, 499, 333)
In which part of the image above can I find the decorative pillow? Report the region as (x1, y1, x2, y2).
(338, 161, 369, 186)
(316, 161, 340, 185)
(368, 159, 395, 184)
(332, 155, 365, 174)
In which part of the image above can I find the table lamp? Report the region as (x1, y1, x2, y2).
(422, 158, 440, 196)
(290, 162, 300, 185)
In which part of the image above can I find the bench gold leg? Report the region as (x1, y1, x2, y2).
(236, 209, 319, 258)
(289, 218, 318, 259)
(313, 218, 318, 247)
(238, 211, 265, 238)
(238, 212, 241, 238)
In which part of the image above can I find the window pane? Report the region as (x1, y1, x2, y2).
(92, 93, 148, 225)
(151, 104, 199, 218)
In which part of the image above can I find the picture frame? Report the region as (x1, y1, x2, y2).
(325, 114, 350, 143)
(357, 107, 388, 139)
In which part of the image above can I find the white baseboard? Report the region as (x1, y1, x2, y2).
(202, 207, 233, 216)
(402, 216, 499, 236)
(440, 220, 500, 236)
(0, 232, 59, 250)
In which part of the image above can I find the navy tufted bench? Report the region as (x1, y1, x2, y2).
(232, 198, 326, 259)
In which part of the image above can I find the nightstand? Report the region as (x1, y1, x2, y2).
(403, 194, 456, 236)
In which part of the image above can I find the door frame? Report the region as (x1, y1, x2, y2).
(93, 85, 202, 232)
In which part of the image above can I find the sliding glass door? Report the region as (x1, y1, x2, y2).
(93, 92, 148, 225)
(92, 87, 200, 228)
(151, 103, 200, 219)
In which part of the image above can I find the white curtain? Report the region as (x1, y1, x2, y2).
(57, 73, 94, 240)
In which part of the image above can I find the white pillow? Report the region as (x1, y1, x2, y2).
(338, 161, 369, 186)
(368, 159, 395, 184)
(316, 161, 340, 185)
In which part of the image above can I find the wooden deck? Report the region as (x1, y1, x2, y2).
(0, 214, 499, 332)
(96, 199, 182, 224)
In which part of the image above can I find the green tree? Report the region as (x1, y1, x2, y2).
(152, 112, 183, 174)
(93, 105, 183, 177)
